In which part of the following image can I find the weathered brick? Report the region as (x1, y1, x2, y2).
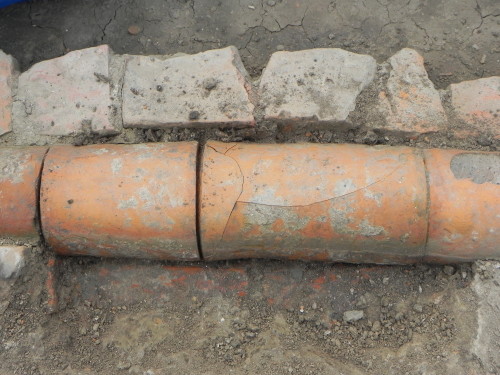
(15, 45, 120, 137)
(374, 48, 447, 135)
(449, 77, 500, 139)
(122, 46, 254, 128)
(258, 48, 376, 126)
(0, 50, 18, 137)
(0, 246, 27, 279)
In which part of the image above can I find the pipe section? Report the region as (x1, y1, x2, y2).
(0, 142, 497, 263)
(40, 143, 199, 259)
(0, 147, 47, 238)
(200, 141, 429, 264)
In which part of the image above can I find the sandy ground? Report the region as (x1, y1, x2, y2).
(0, 0, 500, 374)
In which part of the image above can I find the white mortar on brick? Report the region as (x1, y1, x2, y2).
(122, 46, 255, 128)
(13, 45, 120, 138)
(258, 48, 376, 126)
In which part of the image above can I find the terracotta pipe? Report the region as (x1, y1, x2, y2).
(423, 149, 499, 262)
(40, 143, 199, 260)
(200, 141, 429, 264)
(0, 142, 498, 263)
(200, 142, 499, 263)
(0, 147, 47, 239)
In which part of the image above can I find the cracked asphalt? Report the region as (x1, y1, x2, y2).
(0, 0, 499, 88)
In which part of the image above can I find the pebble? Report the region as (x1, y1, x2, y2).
(189, 111, 200, 120)
(276, 45, 285, 51)
(443, 266, 456, 276)
(79, 327, 87, 336)
(382, 277, 389, 285)
(328, 33, 335, 40)
(267, 0, 276, 6)
(203, 78, 218, 91)
(343, 310, 364, 323)
(127, 25, 142, 35)
(413, 304, 423, 313)
(480, 54, 486, 64)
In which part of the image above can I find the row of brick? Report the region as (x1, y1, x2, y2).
(0, 46, 499, 141)
(1, 142, 498, 264)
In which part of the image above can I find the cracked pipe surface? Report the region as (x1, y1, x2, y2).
(200, 141, 429, 264)
(1, 142, 498, 263)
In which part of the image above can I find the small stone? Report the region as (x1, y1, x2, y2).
(116, 362, 131, 370)
(413, 304, 423, 313)
(480, 54, 486, 64)
(361, 130, 378, 145)
(382, 277, 389, 285)
(312, 302, 317, 310)
(0, 246, 27, 279)
(128, 25, 142, 35)
(276, 45, 285, 51)
(203, 78, 218, 91)
(328, 33, 335, 40)
(343, 310, 364, 323)
(92, 323, 100, 331)
(380, 296, 390, 307)
(443, 265, 456, 276)
(267, 0, 276, 6)
(371, 320, 381, 332)
(189, 111, 200, 120)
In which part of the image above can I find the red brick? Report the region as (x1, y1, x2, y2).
(449, 77, 500, 139)
(122, 47, 255, 128)
(373, 48, 447, 136)
(0, 50, 18, 137)
(15, 45, 120, 137)
(258, 48, 376, 127)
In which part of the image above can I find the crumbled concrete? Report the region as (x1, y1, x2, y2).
(473, 260, 500, 373)
(0, 246, 26, 279)
(13, 45, 120, 138)
(122, 46, 255, 128)
(449, 77, 500, 139)
(373, 48, 447, 135)
(258, 48, 376, 126)
(0, 50, 18, 137)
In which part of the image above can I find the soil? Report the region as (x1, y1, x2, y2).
(0, 0, 499, 374)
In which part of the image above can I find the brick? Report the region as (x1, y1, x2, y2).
(374, 48, 447, 135)
(0, 246, 27, 279)
(15, 45, 120, 137)
(258, 48, 376, 126)
(449, 77, 500, 139)
(0, 50, 18, 137)
(122, 46, 254, 128)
